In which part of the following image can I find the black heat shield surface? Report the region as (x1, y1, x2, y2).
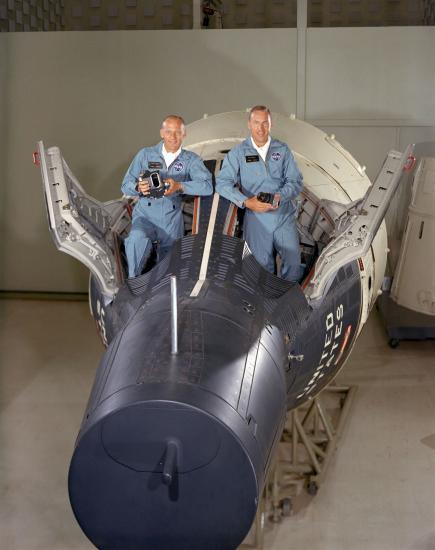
(71, 194, 360, 550)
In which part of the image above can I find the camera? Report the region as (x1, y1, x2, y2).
(257, 192, 280, 209)
(138, 170, 167, 199)
(257, 192, 274, 204)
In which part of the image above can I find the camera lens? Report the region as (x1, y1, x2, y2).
(151, 173, 160, 188)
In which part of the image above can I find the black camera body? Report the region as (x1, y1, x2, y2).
(257, 192, 275, 205)
(138, 170, 167, 199)
(256, 192, 280, 209)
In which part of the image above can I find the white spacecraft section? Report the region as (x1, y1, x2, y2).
(184, 111, 397, 327)
(184, 111, 371, 201)
(38, 111, 413, 329)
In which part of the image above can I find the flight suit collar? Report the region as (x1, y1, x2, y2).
(243, 136, 278, 161)
(154, 141, 188, 167)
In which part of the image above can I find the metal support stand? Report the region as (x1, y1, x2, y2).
(240, 383, 357, 549)
(240, 488, 267, 549)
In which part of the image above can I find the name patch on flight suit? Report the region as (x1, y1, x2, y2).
(148, 161, 163, 169)
(245, 155, 260, 163)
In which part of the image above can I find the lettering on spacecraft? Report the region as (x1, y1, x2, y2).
(298, 304, 344, 398)
(96, 300, 108, 347)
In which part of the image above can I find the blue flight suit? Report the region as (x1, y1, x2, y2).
(216, 138, 303, 282)
(121, 142, 213, 277)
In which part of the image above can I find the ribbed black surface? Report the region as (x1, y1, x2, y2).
(286, 261, 362, 409)
(75, 195, 363, 550)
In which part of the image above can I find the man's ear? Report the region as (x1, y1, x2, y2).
(159, 128, 165, 140)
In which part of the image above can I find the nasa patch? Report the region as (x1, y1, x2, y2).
(271, 152, 281, 161)
(173, 161, 184, 172)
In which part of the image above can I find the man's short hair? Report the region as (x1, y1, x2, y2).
(248, 105, 271, 120)
(161, 115, 186, 129)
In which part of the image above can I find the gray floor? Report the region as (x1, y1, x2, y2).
(0, 299, 434, 550)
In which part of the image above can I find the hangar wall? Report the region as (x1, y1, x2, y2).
(1, 27, 434, 293)
(0, 30, 298, 293)
(307, 28, 435, 184)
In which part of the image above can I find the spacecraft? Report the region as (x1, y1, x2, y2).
(36, 112, 414, 550)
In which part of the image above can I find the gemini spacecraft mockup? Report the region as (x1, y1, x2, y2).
(36, 111, 414, 550)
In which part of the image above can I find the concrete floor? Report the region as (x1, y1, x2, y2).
(0, 299, 434, 550)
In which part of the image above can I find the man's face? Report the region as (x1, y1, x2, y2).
(160, 118, 185, 152)
(248, 110, 271, 147)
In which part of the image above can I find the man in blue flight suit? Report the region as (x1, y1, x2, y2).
(216, 106, 303, 282)
(121, 115, 213, 278)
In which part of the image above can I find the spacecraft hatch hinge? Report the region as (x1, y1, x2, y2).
(305, 144, 415, 304)
(37, 141, 124, 298)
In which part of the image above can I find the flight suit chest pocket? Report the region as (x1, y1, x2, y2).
(243, 155, 262, 179)
(169, 159, 187, 181)
(268, 156, 283, 179)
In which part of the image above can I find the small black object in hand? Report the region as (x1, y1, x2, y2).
(257, 192, 275, 205)
(138, 170, 167, 199)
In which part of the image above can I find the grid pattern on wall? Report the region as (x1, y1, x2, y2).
(423, 0, 435, 23)
(0, 0, 433, 31)
(63, 0, 193, 31)
(0, 0, 65, 32)
(307, 0, 425, 27)
(212, 0, 298, 29)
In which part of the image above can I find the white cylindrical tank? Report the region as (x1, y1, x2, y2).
(391, 157, 435, 315)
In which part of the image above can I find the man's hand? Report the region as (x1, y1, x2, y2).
(137, 180, 150, 195)
(245, 196, 275, 212)
(164, 178, 183, 196)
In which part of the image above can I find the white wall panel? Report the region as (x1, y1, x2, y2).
(2, 27, 435, 292)
(306, 28, 435, 122)
(0, 30, 297, 292)
(399, 127, 435, 151)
